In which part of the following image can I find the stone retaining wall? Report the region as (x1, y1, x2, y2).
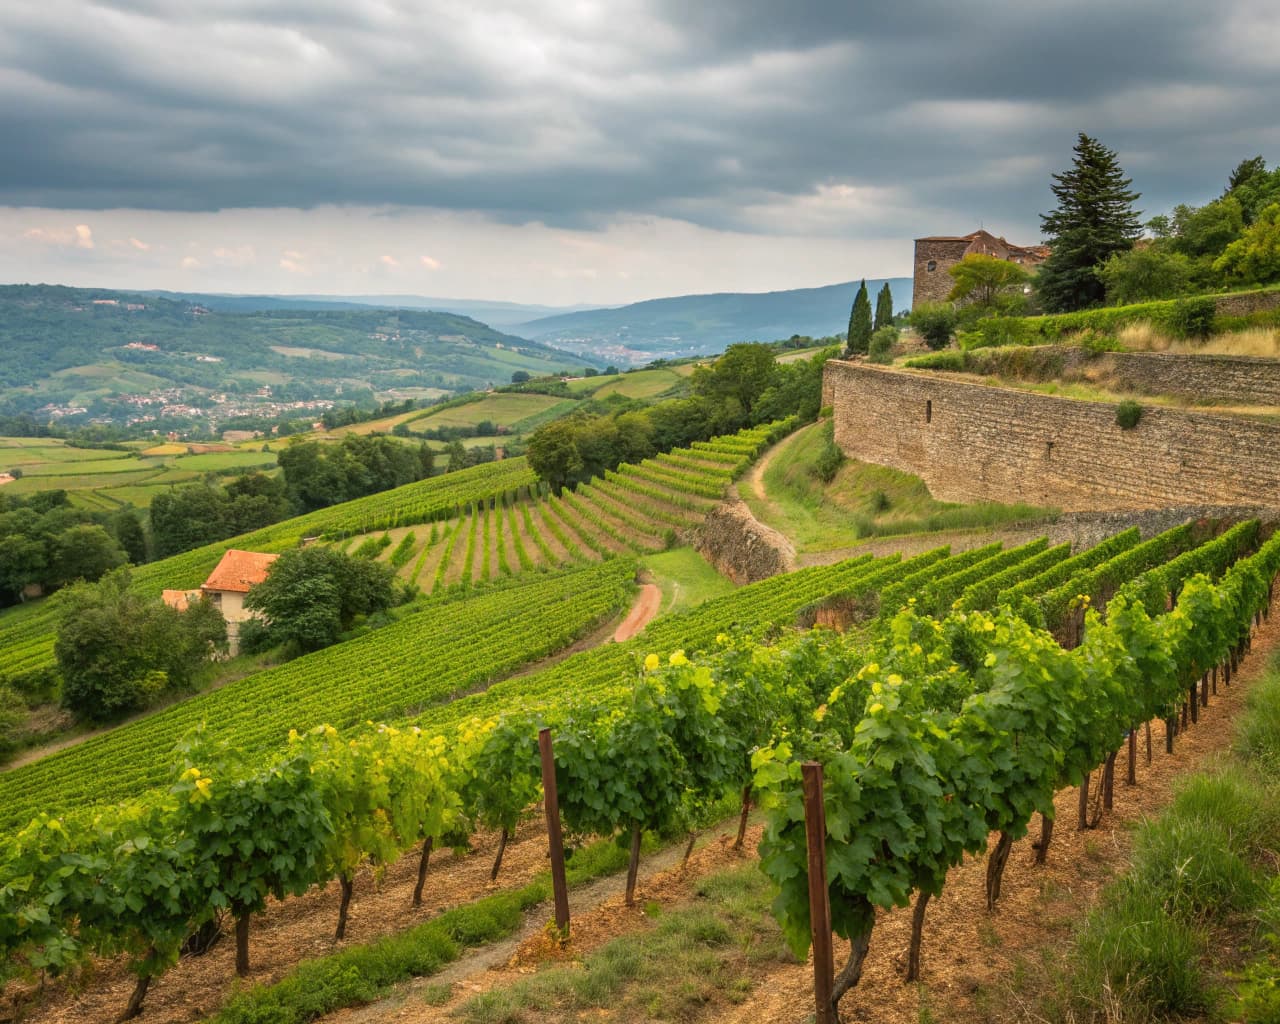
(967, 346, 1280, 406)
(825, 361, 1280, 513)
(694, 494, 796, 584)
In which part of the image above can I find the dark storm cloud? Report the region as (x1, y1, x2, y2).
(2, 0, 1278, 237)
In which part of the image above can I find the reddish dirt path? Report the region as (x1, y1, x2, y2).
(613, 583, 662, 642)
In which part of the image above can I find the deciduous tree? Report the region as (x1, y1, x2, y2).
(1214, 202, 1280, 285)
(55, 570, 226, 721)
(243, 546, 396, 653)
(946, 254, 1031, 309)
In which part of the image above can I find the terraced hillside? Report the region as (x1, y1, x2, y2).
(0, 457, 541, 693)
(352, 423, 793, 593)
(0, 520, 1079, 831)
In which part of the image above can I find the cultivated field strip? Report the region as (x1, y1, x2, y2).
(0, 561, 636, 831)
(408, 550, 935, 736)
(387, 420, 794, 595)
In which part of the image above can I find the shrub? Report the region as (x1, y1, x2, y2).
(909, 302, 959, 350)
(903, 351, 966, 371)
(1171, 296, 1217, 339)
(962, 315, 1035, 349)
(813, 422, 844, 483)
(1074, 329, 1123, 354)
(1115, 400, 1143, 429)
(0, 686, 24, 761)
(867, 326, 899, 364)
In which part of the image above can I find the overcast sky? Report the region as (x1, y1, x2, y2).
(2, 0, 1278, 305)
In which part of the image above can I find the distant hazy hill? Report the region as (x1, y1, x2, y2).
(0, 284, 596, 425)
(513, 278, 913, 364)
(145, 291, 600, 330)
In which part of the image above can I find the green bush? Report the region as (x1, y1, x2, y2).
(1171, 296, 1217, 339)
(909, 302, 959, 350)
(867, 326, 899, 364)
(0, 686, 24, 761)
(1115, 400, 1143, 429)
(963, 315, 1034, 349)
(1076, 330, 1123, 353)
(959, 284, 1280, 350)
(813, 421, 844, 483)
(903, 351, 966, 371)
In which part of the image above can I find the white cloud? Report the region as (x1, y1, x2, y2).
(128, 236, 150, 251)
(212, 245, 255, 265)
(0, 204, 911, 304)
(20, 223, 94, 248)
(380, 254, 399, 267)
(180, 255, 200, 269)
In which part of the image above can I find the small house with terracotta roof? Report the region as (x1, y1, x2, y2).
(912, 229, 1051, 306)
(162, 549, 279, 654)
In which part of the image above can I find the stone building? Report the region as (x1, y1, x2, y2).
(162, 548, 279, 655)
(912, 230, 1050, 307)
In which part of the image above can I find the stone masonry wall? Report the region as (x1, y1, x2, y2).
(967, 347, 1280, 406)
(825, 361, 1280, 513)
(695, 494, 796, 584)
(1214, 289, 1280, 317)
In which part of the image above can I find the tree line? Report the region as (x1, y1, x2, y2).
(886, 136, 1280, 355)
(0, 491, 145, 608)
(525, 343, 832, 492)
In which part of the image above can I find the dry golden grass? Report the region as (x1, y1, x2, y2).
(1117, 320, 1280, 357)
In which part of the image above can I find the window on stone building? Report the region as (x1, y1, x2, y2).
(926, 260, 937, 272)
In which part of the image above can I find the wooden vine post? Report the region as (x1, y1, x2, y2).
(802, 762, 837, 1024)
(538, 728, 571, 937)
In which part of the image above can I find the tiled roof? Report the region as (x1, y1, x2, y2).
(201, 549, 280, 593)
(161, 588, 197, 611)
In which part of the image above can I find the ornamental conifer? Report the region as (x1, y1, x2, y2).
(1037, 133, 1143, 312)
(846, 279, 873, 354)
(873, 282, 894, 330)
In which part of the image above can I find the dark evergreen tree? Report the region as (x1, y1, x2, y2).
(1037, 133, 1143, 312)
(873, 282, 894, 331)
(846, 279, 873, 354)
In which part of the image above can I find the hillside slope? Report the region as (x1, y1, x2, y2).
(514, 277, 912, 364)
(0, 284, 595, 425)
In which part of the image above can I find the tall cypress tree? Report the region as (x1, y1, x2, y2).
(1037, 133, 1143, 312)
(846, 279, 873, 354)
(873, 282, 894, 330)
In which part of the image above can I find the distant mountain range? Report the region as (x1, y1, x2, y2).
(143, 291, 599, 330)
(142, 278, 914, 365)
(512, 278, 913, 364)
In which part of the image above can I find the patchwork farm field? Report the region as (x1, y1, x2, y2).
(0, 436, 279, 509)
